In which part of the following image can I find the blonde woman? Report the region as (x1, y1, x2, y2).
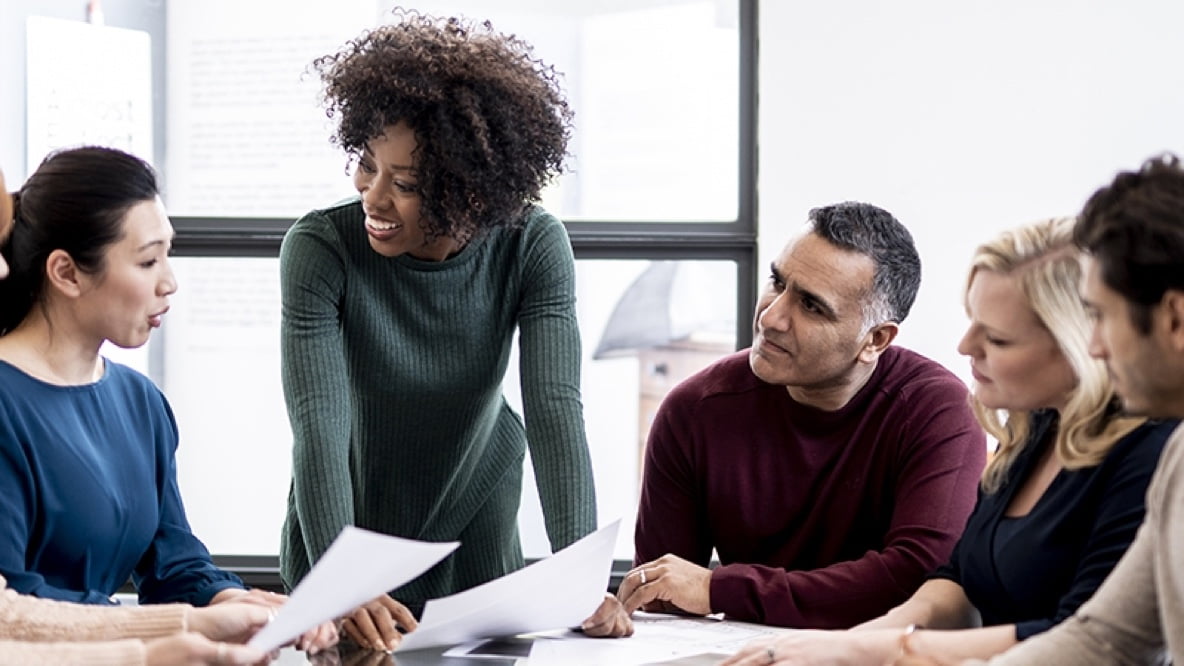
(723, 217, 1177, 665)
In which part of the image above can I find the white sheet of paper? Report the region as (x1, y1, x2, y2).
(248, 526, 457, 653)
(526, 613, 786, 666)
(25, 17, 153, 176)
(165, 0, 373, 217)
(397, 520, 620, 652)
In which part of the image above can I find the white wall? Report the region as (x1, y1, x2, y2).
(758, 0, 1184, 385)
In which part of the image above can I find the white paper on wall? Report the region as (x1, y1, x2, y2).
(25, 16, 153, 173)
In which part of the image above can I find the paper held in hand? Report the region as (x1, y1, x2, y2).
(247, 526, 459, 653)
(396, 520, 620, 653)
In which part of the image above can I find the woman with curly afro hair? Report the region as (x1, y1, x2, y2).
(277, 9, 605, 650)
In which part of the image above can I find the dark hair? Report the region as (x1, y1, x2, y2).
(1074, 153, 1184, 334)
(312, 8, 572, 240)
(807, 201, 921, 324)
(0, 146, 159, 335)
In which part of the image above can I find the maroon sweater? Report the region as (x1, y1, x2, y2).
(634, 346, 985, 628)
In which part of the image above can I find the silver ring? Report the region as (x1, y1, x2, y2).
(639, 568, 647, 584)
(766, 646, 775, 664)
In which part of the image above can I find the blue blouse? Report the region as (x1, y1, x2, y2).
(932, 410, 1176, 639)
(0, 360, 242, 605)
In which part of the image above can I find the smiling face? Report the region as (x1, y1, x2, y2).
(354, 122, 461, 261)
(958, 269, 1077, 412)
(749, 232, 883, 397)
(75, 198, 177, 349)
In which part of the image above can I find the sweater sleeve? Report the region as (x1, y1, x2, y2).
(633, 385, 714, 568)
(517, 214, 597, 551)
(279, 214, 355, 579)
(132, 398, 243, 606)
(1014, 423, 1169, 639)
(0, 578, 186, 641)
(928, 493, 979, 585)
(0, 638, 146, 666)
(0, 417, 115, 604)
(709, 379, 985, 627)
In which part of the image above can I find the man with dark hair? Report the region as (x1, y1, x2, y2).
(984, 154, 1184, 665)
(612, 202, 986, 629)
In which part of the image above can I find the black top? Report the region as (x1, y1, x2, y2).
(932, 410, 1177, 639)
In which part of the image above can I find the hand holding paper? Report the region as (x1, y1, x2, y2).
(397, 520, 620, 652)
(247, 526, 458, 653)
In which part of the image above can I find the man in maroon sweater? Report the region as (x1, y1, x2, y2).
(610, 202, 986, 631)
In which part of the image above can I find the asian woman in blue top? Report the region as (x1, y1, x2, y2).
(0, 147, 335, 653)
(723, 217, 1176, 665)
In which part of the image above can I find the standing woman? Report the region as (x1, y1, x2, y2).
(279, 10, 597, 650)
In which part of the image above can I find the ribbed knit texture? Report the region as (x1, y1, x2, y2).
(0, 639, 145, 665)
(0, 575, 186, 642)
(278, 198, 596, 608)
(0, 574, 173, 665)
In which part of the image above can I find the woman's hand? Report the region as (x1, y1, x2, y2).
(719, 630, 881, 666)
(143, 632, 269, 665)
(341, 594, 417, 652)
(187, 603, 271, 643)
(580, 593, 634, 637)
(209, 588, 338, 653)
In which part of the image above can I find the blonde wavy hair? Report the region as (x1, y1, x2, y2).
(970, 217, 1145, 492)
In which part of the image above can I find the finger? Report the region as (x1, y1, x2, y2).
(367, 600, 402, 651)
(352, 608, 386, 651)
(613, 609, 635, 638)
(232, 590, 284, 611)
(641, 599, 670, 613)
(622, 577, 664, 614)
(244, 604, 272, 633)
(580, 596, 616, 633)
(379, 596, 418, 632)
(297, 621, 334, 653)
(580, 615, 614, 637)
(616, 567, 646, 601)
(312, 620, 339, 651)
(341, 617, 373, 651)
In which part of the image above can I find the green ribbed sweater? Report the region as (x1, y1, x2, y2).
(277, 198, 596, 608)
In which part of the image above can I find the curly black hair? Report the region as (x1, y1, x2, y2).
(312, 8, 573, 240)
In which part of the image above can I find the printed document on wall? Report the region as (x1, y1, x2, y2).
(25, 17, 152, 175)
(165, 0, 378, 217)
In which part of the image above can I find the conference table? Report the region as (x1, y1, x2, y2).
(274, 613, 788, 665)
